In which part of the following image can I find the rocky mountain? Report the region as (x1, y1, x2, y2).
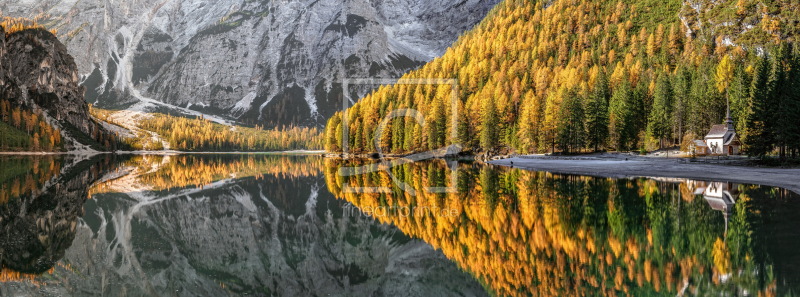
(1, 0, 499, 127)
(0, 26, 111, 150)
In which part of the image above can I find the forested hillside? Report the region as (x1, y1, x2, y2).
(91, 107, 323, 152)
(139, 115, 323, 152)
(325, 0, 800, 159)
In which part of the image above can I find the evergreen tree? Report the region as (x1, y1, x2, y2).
(480, 97, 500, 151)
(405, 116, 418, 152)
(585, 72, 610, 152)
(609, 82, 634, 151)
(728, 64, 751, 135)
(631, 80, 650, 147)
(744, 55, 776, 157)
(648, 74, 673, 148)
(557, 89, 586, 153)
(427, 96, 448, 150)
(789, 51, 800, 158)
(688, 66, 724, 137)
(774, 46, 800, 160)
(517, 91, 541, 153)
(672, 67, 692, 143)
(392, 112, 405, 153)
(456, 114, 473, 151)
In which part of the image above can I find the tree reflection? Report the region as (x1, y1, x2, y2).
(1, 155, 117, 283)
(0, 156, 62, 204)
(325, 159, 797, 297)
(89, 154, 324, 194)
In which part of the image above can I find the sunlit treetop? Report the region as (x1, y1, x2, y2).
(1, 16, 57, 37)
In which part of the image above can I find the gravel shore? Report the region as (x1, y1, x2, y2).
(490, 154, 800, 194)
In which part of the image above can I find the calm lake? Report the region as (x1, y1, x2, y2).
(1, 154, 798, 296)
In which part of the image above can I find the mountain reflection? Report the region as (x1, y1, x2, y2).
(1, 155, 117, 283)
(3, 155, 800, 297)
(1, 155, 486, 297)
(324, 159, 800, 297)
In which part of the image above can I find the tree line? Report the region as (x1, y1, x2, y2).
(139, 114, 323, 152)
(0, 99, 63, 152)
(1, 16, 58, 36)
(324, 0, 800, 160)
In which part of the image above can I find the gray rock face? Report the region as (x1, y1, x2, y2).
(1, 0, 499, 127)
(0, 27, 109, 150)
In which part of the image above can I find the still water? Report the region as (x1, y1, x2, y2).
(0, 154, 798, 296)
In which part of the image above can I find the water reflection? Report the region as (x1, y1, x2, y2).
(689, 181, 739, 234)
(2, 155, 799, 296)
(325, 159, 800, 297)
(1, 155, 117, 283)
(1, 155, 485, 296)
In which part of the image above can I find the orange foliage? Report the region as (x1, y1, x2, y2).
(1, 17, 57, 36)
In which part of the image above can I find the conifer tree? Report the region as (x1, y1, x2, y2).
(609, 82, 633, 151)
(648, 74, 673, 148)
(585, 72, 610, 152)
(744, 55, 775, 157)
(774, 46, 800, 160)
(728, 65, 751, 135)
(325, 112, 342, 152)
(557, 89, 585, 153)
(480, 97, 500, 151)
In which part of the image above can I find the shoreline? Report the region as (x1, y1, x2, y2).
(7, 149, 798, 193)
(0, 151, 103, 156)
(489, 155, 800, 194)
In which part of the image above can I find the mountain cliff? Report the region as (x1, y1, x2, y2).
(1, 0, 499, 127)
(0, 24, 114, 151)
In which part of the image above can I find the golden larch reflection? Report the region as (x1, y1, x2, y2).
(325, 159, 780, 297)
(89, 155, 323, 195)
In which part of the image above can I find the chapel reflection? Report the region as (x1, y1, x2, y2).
(687, 181, 740, 235)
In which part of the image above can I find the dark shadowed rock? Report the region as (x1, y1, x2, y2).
(0, 28, 108, 150)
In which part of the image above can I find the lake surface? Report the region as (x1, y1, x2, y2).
(1, 154, 799, 296)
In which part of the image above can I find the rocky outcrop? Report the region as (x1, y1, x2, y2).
(0, 26, 109, 150)
(1, 0, 499, 127)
